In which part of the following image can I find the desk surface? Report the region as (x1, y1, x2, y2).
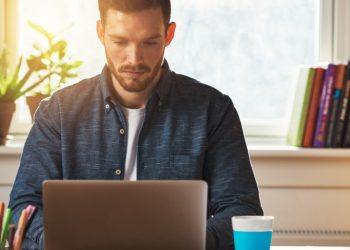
(272, 247, 350, 250)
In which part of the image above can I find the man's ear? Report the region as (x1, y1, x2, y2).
(96, 20, 105, 44)
(165, 22, 176, 46)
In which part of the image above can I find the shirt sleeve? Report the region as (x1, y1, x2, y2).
(8, 96, 62, 249)
(204, 94, 263, 250)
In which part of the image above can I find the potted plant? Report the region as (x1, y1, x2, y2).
(0, 49, 51, 145)
(25, 21, 83, 120)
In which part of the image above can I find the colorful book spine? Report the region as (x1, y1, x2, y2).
(287, 66, 315, 147)
(341, 63, 350, 147)
(343, 115, 350, 147)
(303, 67, 325, 147)
(0, 202, 4, 243)
(325, 64, 346, 147)
(335, 62, 350, 146)
(313, 64, 337, 147)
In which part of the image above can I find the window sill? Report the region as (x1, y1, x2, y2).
(1, 135, 350, 158)
(0, 135, 27, 155)
(246, 137, 350, 158)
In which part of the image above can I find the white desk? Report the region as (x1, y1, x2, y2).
(272, 247, 350, 250)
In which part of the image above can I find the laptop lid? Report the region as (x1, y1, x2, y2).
(43, 180, 207, 250)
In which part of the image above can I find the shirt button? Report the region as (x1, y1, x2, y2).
(115, 169, 122, 175)
(105, 104, 110, 109)
(120, 128, 125, 135)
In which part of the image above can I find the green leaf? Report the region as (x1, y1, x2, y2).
(0, 76, 10, 96)
(7, 56, 23, 90)
(65, 73, 79, 78)
(28, 20, 54, 41)
(71, 60, 83, 69)
(0, 49, 8, 78)
(32, 42, 43, 52)
(50, 40, 67, 54)
(1, 56, 24, 100)
(16, 73, 52, 98)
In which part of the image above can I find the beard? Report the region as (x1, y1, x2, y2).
(106, 52, 164, 93)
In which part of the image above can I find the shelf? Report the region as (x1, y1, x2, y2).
(248, 144, 350, 158)
(247, 137, 350, 158)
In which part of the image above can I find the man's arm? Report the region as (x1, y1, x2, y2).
(204, 95, 263, 250)
(9, 97, 62, 249)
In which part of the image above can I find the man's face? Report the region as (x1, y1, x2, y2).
(97, 8, 175, 93)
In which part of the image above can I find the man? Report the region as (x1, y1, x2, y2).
(9, 0, 263, 249)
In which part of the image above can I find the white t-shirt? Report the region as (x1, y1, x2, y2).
(121, 106, 145, 180)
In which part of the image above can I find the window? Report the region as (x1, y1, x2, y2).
(6, 0, 348, 137)
(167, 0, 317, 136)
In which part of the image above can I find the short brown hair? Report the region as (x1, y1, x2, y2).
(98, 0, 171, 27)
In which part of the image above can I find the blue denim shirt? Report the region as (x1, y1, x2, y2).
(9, 60, 262, 250)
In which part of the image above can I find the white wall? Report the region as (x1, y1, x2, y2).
(250, 147, 350, 246)
(0, 150, 21, 205)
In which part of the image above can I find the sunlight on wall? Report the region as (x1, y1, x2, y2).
(19, 0, 105, 81)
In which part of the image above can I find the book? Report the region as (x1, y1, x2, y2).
(287, 66, 315, 146)
(343, 106, 350, 148)
(313, 64, 337, 147)
(335, 62, 350, 146)
(303, 67, 325, 147)
(341, 63, 350, 147)
(325, 64, 346, 147)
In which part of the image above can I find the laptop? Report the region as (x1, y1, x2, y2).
(43, 180, 207, 250)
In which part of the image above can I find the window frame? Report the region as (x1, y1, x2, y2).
(0, 0, 4, 45)
(1, 0, 19, 78)
(3, 0, 28, 134)
(333, 0, 350, 62)
(4, 0, 348, 137)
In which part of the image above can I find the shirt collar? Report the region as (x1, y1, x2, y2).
(154, 59, 172, 109)
(99, 59, 173, 112)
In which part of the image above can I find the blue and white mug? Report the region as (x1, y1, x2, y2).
(232, 215, 274, 250)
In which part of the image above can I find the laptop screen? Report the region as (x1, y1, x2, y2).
(43, 180, 207, 250)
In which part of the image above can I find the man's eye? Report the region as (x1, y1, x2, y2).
(144, 41, 158, 46)
(113, 41, 127, 45)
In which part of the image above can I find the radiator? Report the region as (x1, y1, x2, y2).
(273, 229, 350, 246)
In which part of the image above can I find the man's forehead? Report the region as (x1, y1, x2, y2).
(104, 7, 165, 24)
(103, 8, 167, 34)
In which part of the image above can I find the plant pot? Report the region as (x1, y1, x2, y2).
(0, 101, 16, 145)
(26, 94, 49, 121)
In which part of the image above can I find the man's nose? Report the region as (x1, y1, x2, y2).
(127, 44, 143, 64)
